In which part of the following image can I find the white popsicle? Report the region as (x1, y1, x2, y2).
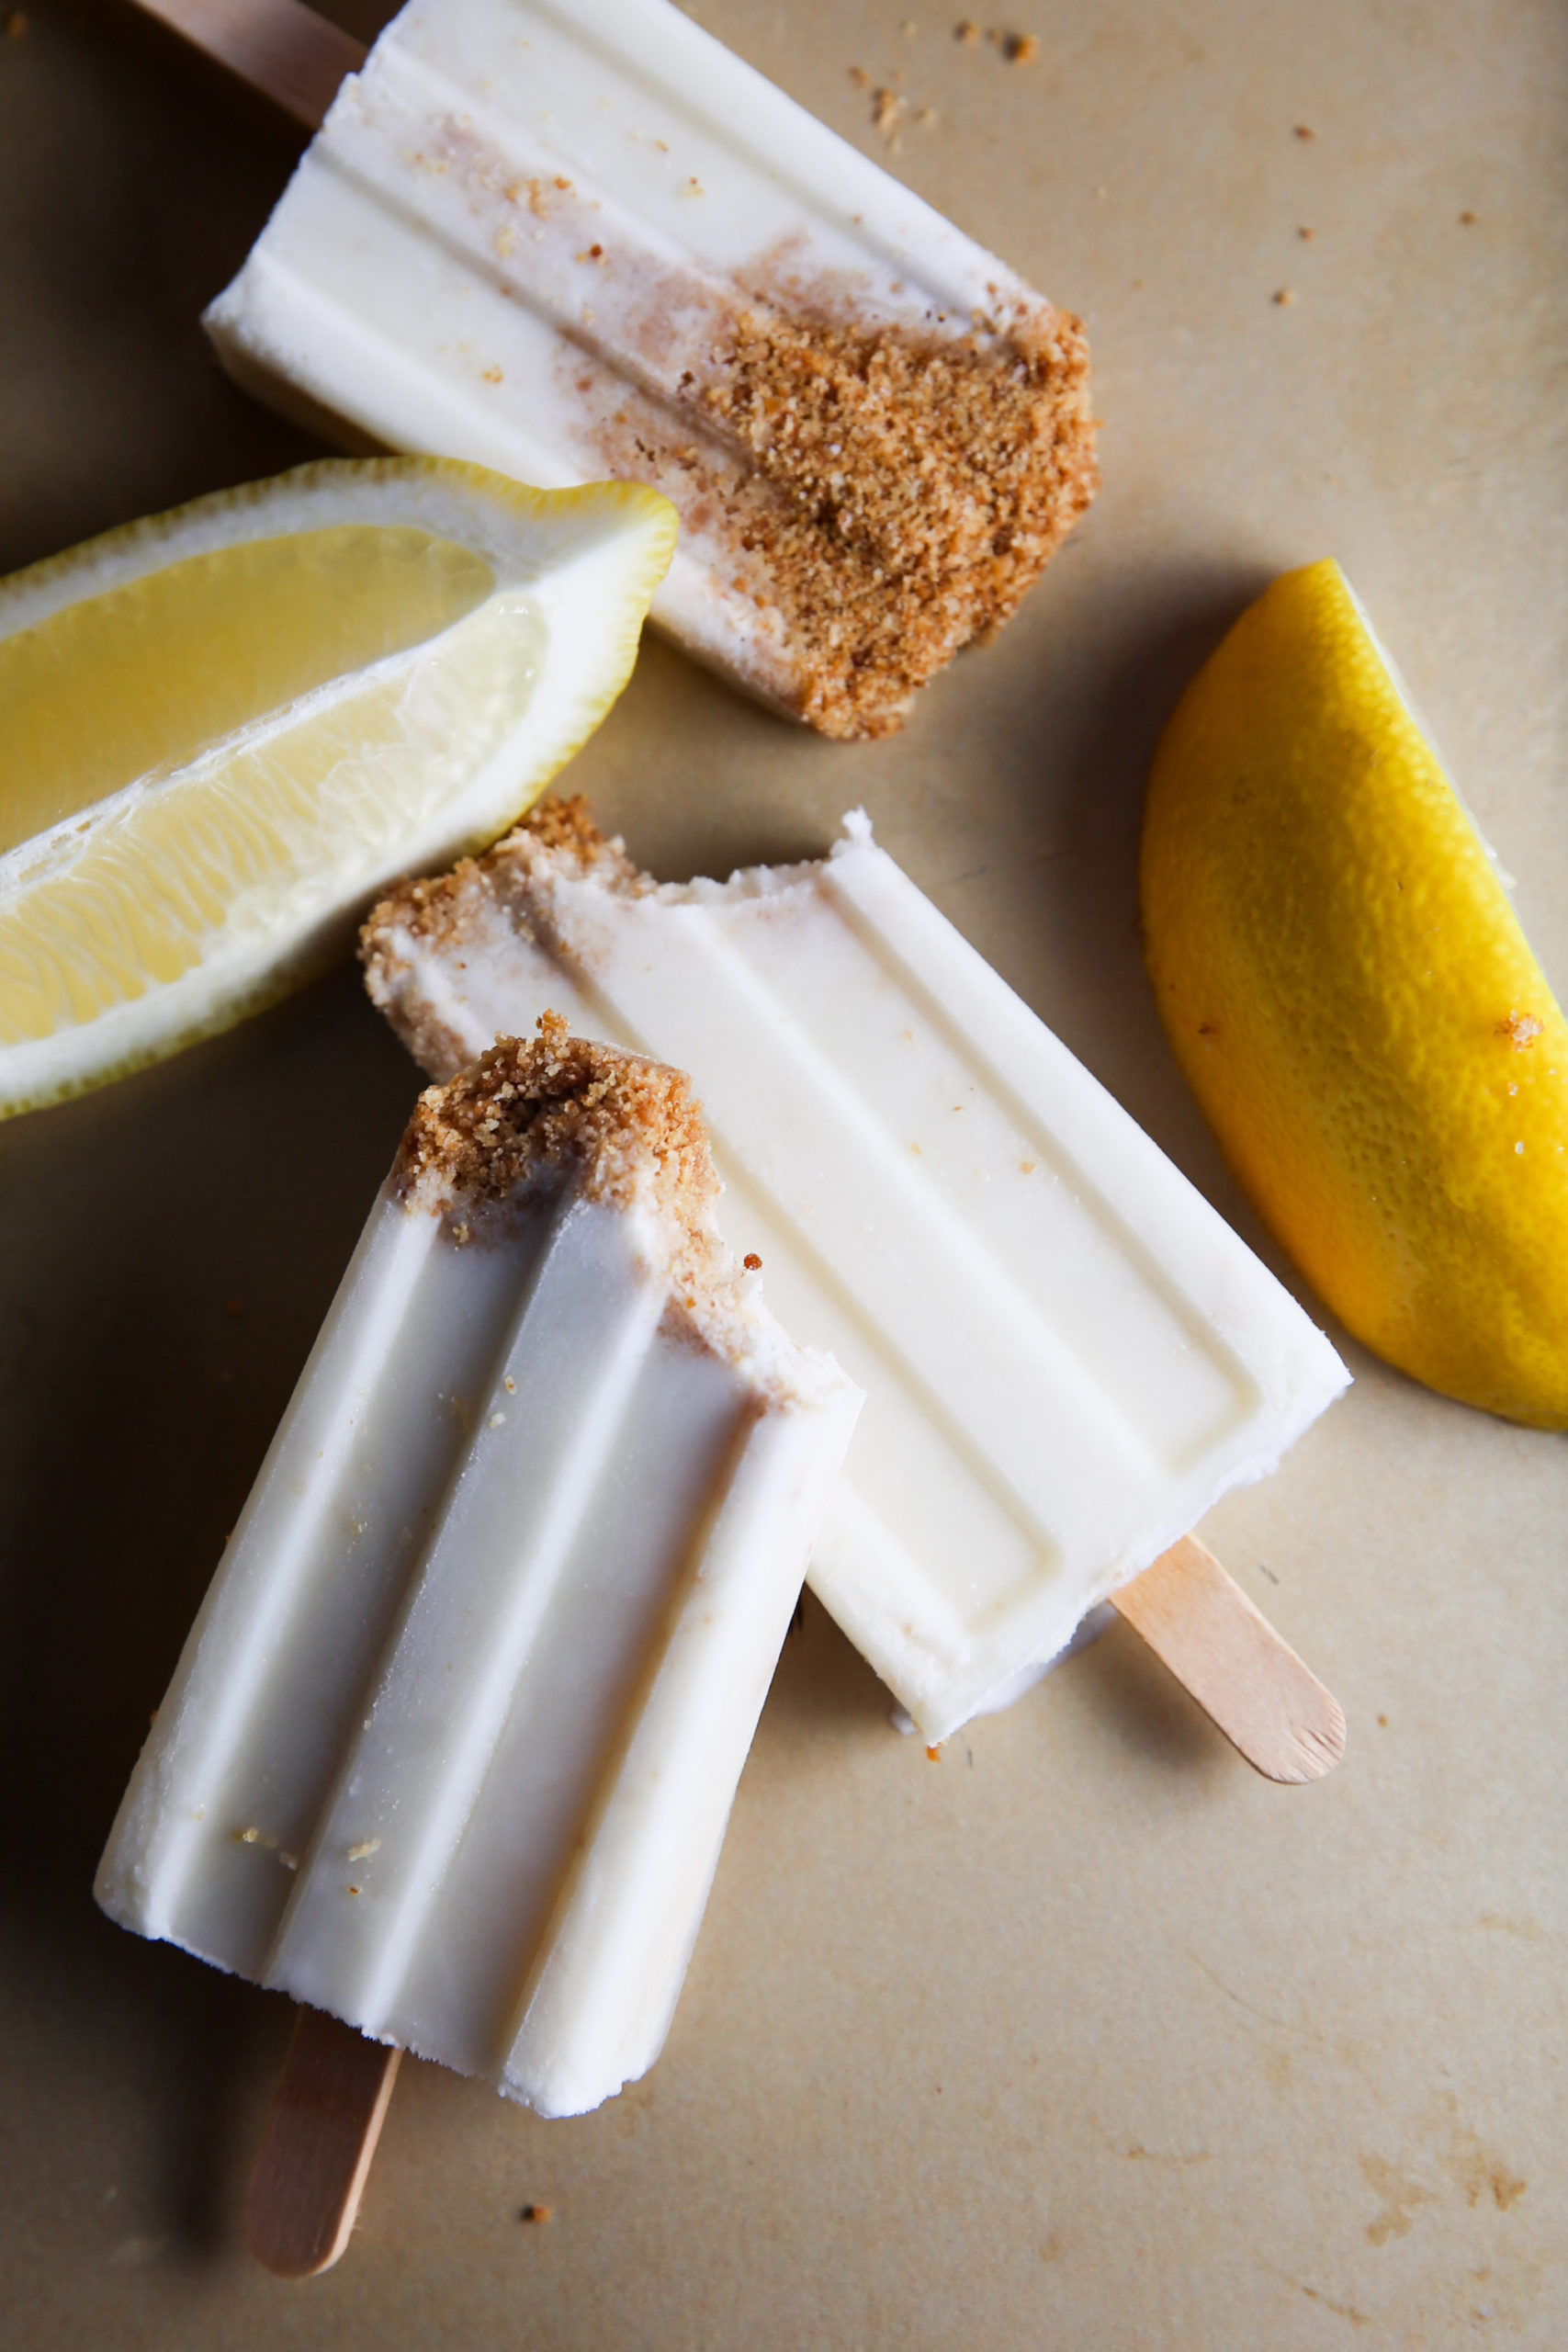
(203, 0, 1098, 738)
(96, 1022, 861, 2118)
(363, 802, 1350, 1744)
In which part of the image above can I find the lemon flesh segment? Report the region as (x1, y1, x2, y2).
(1142, 557, 1568, 1430)
(0, 459, 675, 1117)
(0, 526, 496, 854)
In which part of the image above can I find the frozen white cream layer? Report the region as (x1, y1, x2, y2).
(204, 0, 1097, 739)
(96, 1024, 861, 2118)
(364, 805, 1350, 1742)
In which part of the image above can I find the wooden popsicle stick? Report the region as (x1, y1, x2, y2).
(128, 0, 362, 129)
(243, 2005, 401, 2278)
(1109, 1534, 1346, 1783)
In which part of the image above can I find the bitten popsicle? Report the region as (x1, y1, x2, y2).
(364, 802, 1350, 1754)
(133, 0, 1098, 737)
(96, 1020, 862, 2132)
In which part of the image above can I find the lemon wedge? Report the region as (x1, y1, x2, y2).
(0, 458, 675, 1115)
(1142, 557, 1568, 1429)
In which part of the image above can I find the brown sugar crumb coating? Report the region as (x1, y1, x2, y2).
(395, 1012, 718, 1238)
(691, 304, 1098, 737)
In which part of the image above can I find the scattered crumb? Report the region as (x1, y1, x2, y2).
(955, 18, 980, 41)
(682, 175, 703, 196)
(1294, 123, 1315, 140)
(1378, 1713, 1389, 1727)
(902, 18, 919, 33)
(347, 1885, 361, 1896)
(926, 1745, 942, 1760)
(519, 2203, 554, 2223)
(873, 86, 907, 141)
(1299, 225, 1314, 241)
(346, 1838, 381, 1860)
(742, 1251, 762, 1271)
(1004, 32, 1039, 62)
(1273, 288, 1296, 305)
(1497, 1011, 1543, 1047)
(480, 365, 503, 383)
(234, 1826, 278, 1849)
(1020, 1159, 1037, 1174)
(848, 63, 870, 87)
(504, 1374, 516, 1393)
(1460, 209, 1478, 224)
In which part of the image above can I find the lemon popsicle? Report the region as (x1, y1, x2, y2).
(363, 803, 1350, 1745)
(203, 0, 1098, 738)
(96, 1023, 861, 2118)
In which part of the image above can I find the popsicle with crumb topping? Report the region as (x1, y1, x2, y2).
(363, 800, 1349, 1752)
(194, 0, 1098, 737)
(96, 1020, 861, 2122)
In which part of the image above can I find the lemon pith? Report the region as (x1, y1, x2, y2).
(0, 458, 676, 1117)
(1141, 557, 1568, 1430)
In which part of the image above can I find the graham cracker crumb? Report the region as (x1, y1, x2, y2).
(510, 791, 613, 865)
(873, 86, 906, 141)
(683, 301, 1097, 736)
(955, 18, 980, 41)
(1293, 123, 1315, 140)
(1496, 1011, 1543, 1048)
(396, 1015, 718, 1240)
(1004, 33, 1039, 62)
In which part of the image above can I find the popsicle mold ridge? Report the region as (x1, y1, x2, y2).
(363, 801, 1350, 1743)
(203, 0, 1098, 738)
(96, 1020, 862, 2118)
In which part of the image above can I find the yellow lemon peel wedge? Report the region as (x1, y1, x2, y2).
(1142, 557, 1568, 1430)
(0, 458, 676, 1117)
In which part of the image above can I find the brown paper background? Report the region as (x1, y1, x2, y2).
(2, 1, 1564, 2344)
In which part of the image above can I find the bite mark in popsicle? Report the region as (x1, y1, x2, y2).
(96, 1020, 862, 2127)
(362, 800, 1349, 1747)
